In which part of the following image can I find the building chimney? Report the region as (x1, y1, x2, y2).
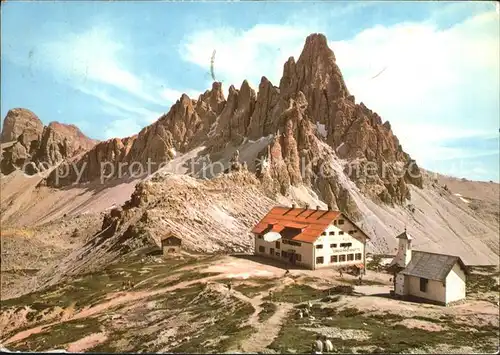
(305, 203, 310, 209)
(327, 205, 331, 211)
(316, 205, 320, 210)
(292, 203, 296, 209)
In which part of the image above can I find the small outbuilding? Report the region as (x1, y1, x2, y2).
(161, 233, 182, 256)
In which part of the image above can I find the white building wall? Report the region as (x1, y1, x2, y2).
(407, 275, 446, 304)
(445, 263, 466, 304)
(254, 235, 314, 269)
(312, 219, 366, 269)
(253, 215, 368, 270)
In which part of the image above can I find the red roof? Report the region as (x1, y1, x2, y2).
(271, 224, 285, 233)
(252, 206, 342, 243)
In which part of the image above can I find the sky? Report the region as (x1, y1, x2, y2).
(1, 1, 499, 182)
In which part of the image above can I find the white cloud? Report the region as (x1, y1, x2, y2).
(394, 124, 494, 143)
(160, 88, 185, 103)
(332, 14, 499, 110)
(160, 88, 202, 102)
(42, 27, 168, 105)
(104, 118, 142, 140)
(4, 24, 200, 138)
(331, 11, 499, 168)
(34, 26, 201, 138)
(180, 24, 313, 89)
(393, 123, 497, 163)
(79, 86, 163, 124)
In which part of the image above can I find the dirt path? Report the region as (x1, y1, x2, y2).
(66, 332, 108, 352)
(227, 287, 264, 326)
(239, 301, 293, 353)
(228, 278, 296, 353)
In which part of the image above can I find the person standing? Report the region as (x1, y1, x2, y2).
(323, 336, 333, 353)
(311, 335, 323, 354)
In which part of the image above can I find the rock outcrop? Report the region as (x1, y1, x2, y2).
(0, 108, 97, 175)
(0, 108, 44, 149)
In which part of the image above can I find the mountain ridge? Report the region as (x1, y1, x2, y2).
(36, 33, 422, 211)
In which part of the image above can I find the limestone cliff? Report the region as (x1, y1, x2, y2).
(6, 33, 423, 214)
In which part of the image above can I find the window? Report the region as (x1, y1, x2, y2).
(288, 240, 301, 246)
(331, 255, 338, 263)
(296, 254, 302, 262)
(338, 219, 345, 225)
(329, 231, 335, 236)
(257, 235, 263, 239)
(270, 248, 275, 255)
(321, 232, 327, 236)
(281, 251, 288, 258)
(259, 246, 265, 253)
(316, 244, 323, 249)
(339, 254, 346, 262)
(330, 243, 337, 248)
(316, 256, 324, 264)
(347, 254, 354, 261)
(355, 253, 362, 260)
(339, 231, 344, 235)
(333, 220, 337, 225)
(276, 241, 281, 249)
(420, 278, 428, 292)
(340, 242, 352, 248)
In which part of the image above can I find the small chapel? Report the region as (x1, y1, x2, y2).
(388, 230, 468, 306)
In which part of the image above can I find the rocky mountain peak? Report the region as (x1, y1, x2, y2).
(0, 109, 97, 175)
(46, 121, 97, 151)
(281, 33, 348, 98)
(240, 79, 252, 92)
(179, 93, 192, 105)
(1, 108, 44, 148)
(201, 81, 226, 113)
(301, 33, 336, 61)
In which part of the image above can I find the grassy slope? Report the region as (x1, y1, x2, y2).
(2, 254, 498, 354)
